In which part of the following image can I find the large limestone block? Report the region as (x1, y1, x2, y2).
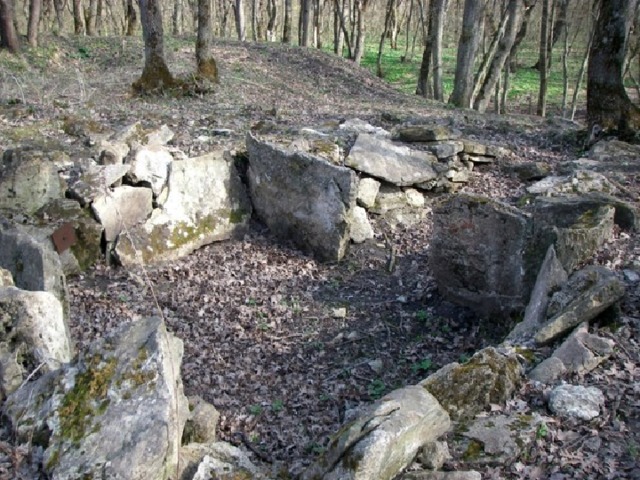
(3, 317, 189, 480)
(0, 148, 64, 215)
(247, 134, 356, 262)
(127, 145, 174, 196)
(302, 386, 450, 480)
(0, 287, 71, 399)
(92, 186, 154, 242)
(115, 150, 251, 266)
(430, 195, 533, 317)
(535, 266, 625, 345)
(420, 347, 522, 421)
(346, 134, 438, 186)
(0, 220, 70, 332)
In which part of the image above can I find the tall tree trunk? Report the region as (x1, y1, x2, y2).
(53, 0, 64, 32)
(266, 0, 276, 40)
(196, 0, 218, 81)
(133, 0, 175, 91)
(416, 0, 433, 96)
(333, 0, 351, 55)
(0, 0, 19, 52)
(377, 0, 396, 77)
(125, 0, 136, 34)
(587, 0, 640, 136)
(401, 0, 413, 60)
(299, 0, 311, 46)
(86, 0, 98, 34)
(533, 0, 568, 69)
(449, 0, 486, 107)
(352, 0, 367, 63)
(173, 0, 183, 34)
(282, 0, 292, 42)
(234, 0, 246, 40)
(473, 0, 526, 112)
(537, 0, 551, 116)
(431, 0, 447, 101)
(73, 0, 85, 33)
(27, 0, 41, 46)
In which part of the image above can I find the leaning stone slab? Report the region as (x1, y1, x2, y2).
(0, 287, 71, 399)
(505, 245, 568, 346)
(346, 133, 438, 187)
(420, 347, 522, 421)
(116, 150, 252, 266)
(126, 145, 174, 196)
(430, 194, 534, 317)
(424, 141, 465, 159)
(301, 386, 450, 480)
(548, 384, 604, 421)
(0, 148, 64, 215)
(247, 134, 356, 262)
(535, 266, 625, 345)
(2, 317, 189, 480)
(92, 186, 153, 242)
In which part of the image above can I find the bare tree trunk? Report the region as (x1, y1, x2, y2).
(449, 0, 486, 107)
(125, 0, 136, 34)
(196, 0, 218, 81)
(333, 0, 351, 55)
(416, 0, 433, 96)
(96, 0, 103, 34)
(173, 0, 183, 34)
(537, 0, 551, 116)
(0, 0, 19, 52)
(266, 0, 276, 40)
(352, 0, 367, 62)
(377, 0, 395, 77)
(587, 0, 640, 135)
(234, 0, 246, 40)
(570, 20, 593, 121)
(299, 0, 311, 45)
(474, 0, 526, 112)
(133, 0, 175, 91)
(283, 0, 292, 42)
(73, 0, 85, 33)
(86, 0, 98, 34)
(401, 0, 413, 60)
(431, 0, 447, 101)
(53, 0, 64, 32)
(27, 0, 41, 46)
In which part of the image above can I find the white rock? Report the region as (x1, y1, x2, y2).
(548, 384, 604, 420)
(350, 206, 374, 243)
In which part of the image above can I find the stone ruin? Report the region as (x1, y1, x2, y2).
(1, 118, 638, 479)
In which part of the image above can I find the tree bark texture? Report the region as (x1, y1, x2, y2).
(537, 0, 551, 116)
(450, 0, 486, 107)
(73, 0, 85, 33)
(0, 0, 19, 52)
(134, 0, 175, 91)
(234, 0, 246, 40)
(416, 0, 433, 97)
(588, 0, 640, 133)
(431, 0, 448, 101)
(196, 0, 218, 81)
(27, 0, 41, 46)
(282, 0, 291, 42)
(352, 0, 368, 63)
(125, 0, 137, 35)
(86, 0, 98, 34)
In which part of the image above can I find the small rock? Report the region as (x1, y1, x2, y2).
(332, 307, 347, 318)
(548, 384, 604, 420)
(623, 269, 640, 283)
(417, 441, 451, 470)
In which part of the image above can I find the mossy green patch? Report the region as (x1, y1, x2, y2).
(462, 439, 484, 461)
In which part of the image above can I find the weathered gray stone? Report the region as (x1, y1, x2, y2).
(0, 287, 71, 399)
(0, 148, 64, 215)
(507, 161, 551, 181)
(417, 441, 451, 470)
(247, 134, 355, 262)
(346, 134, 438, 187)
(393, 125, 462, 142)
(430, 195, 533, 317)
(420, 347, 522, 421)
(302, 386, 450, 480)
(0, 221, 70, 333)
(371, 186, 412, 214)
(145, 124, 175, 146)
(67, 163, 132, 206)
(98, 142, 129, 166)
(532, 196, 615, 273)
(528, 356, 567, 384)
(505, 245, 568, 345)
(92, 186, 153, 242)
(548, 384, 604, 420)
(182, 395, 220, 444)
(527, 170, 619, 196)
(340, 118, 391, 137)
(116, 150, 252, 266)
(350, 206, 374, 243)
(402, 472, 482, 480)
(424, 141, 465, 159)
(3, 317, 189, 480)
(127, 145, 174, 196)
(0, 268, 13, 286)
(357, 177, 381, 209)
(182, 442, 268, 480)
(535, 266, 626, 345)
(462, 141, 488, 156)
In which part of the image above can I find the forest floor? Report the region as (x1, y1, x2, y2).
(1, 36, 639, 479)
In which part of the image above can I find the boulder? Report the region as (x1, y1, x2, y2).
(91, 186, 154, 242)
(126, 145, 174, 196)
(532, 196, 615, 273)
(350, 206, 374, 243)
(535, 266, 626, 345)
(527, 170, 619, 196)
(548, 384, 604, 421)
(420, 347, 522, 421)
(0, 148, 64, 215)
(98, 141, 130, 166)
(370, 186, 425, 214)
(345, 134, 438, 187)
(2, 317, 189, 480)
(0, 286, 72, 399)
(247, 134, 356, 262)
(115, 150, 252, 266)
(429, 195, 533, 317)
(302, 386, 450, 480)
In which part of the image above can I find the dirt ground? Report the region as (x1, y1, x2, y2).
(1, 36, 639, 479)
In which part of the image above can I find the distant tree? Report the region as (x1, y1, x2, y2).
(133, 0, 175, 91)
(125, 0, 137, 35)
(196, 0, 219, 81)
(282, 0, 292, 42)
(72, 0, 85, 34)
(449, 0, 486, 108)
(299, 0, 311, 45)
(352, 0, 370, 64)
(537, 0, 551, 116)
(417, 0, 448, 99)
(588, 0, 640, 137)
(234, 0, 246, 41)
(27, 0, 42, 46)
(0, 0, 19, 52)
